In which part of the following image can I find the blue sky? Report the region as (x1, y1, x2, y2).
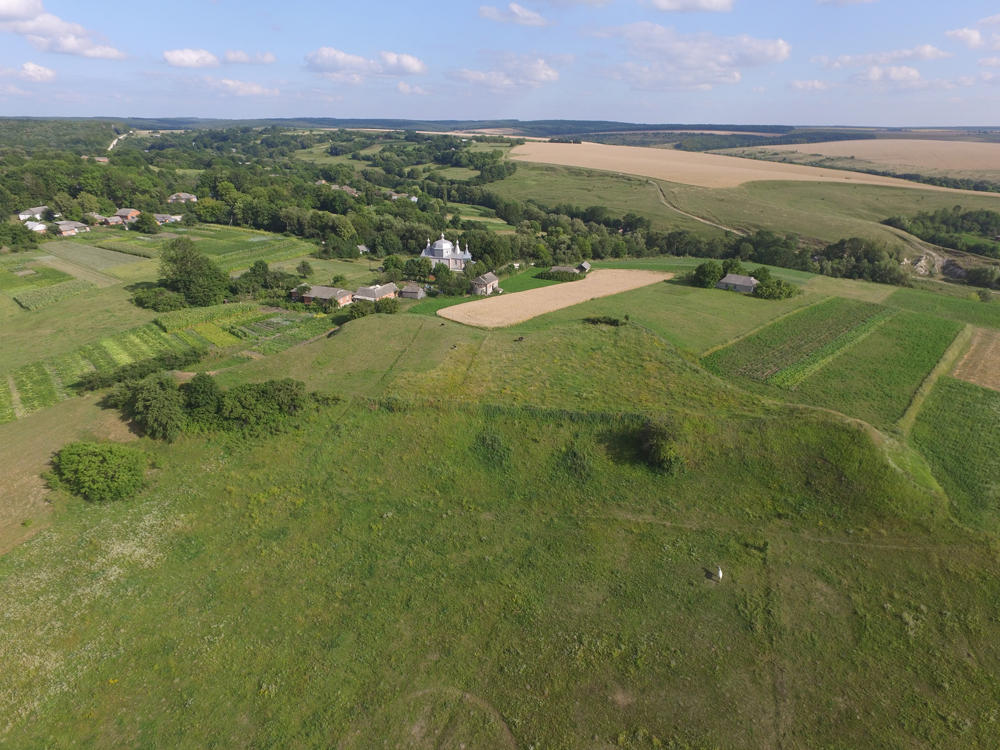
(0, 0, 998, 125)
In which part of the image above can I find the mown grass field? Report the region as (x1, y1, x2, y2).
(887, 287, 1000, 330)
(912, 376, 1000, 531)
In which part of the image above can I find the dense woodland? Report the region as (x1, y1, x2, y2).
(885, 207, 1000, 259)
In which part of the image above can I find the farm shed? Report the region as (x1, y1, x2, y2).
(401, 284, 426, 300)
(294, 285, 353, 307)
(102, 215, 124, 226)
(550, 262, 591, 275)
(472, 272, 500, 296)
(354, 283, 399, 303)
(115, 208, 141, 222)
(23, 221, 47, 234)
(18, 206, 48, 221)
(716, 274, 760, 293)
(54, 221, 88, 237)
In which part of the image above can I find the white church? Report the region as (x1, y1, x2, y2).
(421, 234, 473, 272)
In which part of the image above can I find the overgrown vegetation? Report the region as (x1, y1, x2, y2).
(884, 206, 1000, 259)
(50, 442, 145, 502)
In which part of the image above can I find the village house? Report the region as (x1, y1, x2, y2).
(153, 214, 182, 225)
(54, 220, 89, 237)
(550, 261, 592, 275)
(472, 272, 500, 296)
(23, 221, 47, 234)
(400, 284, 426, 300)
(716, 273, 760, 294)
(18, 206, 48, 222)
(353, 283, 399, 303)
(167, 193, 198, 204)
(293, 285, 353, 307)
(102, 215, 124, 226)
(421, 234, 473, 272)
(115, 208, 141, 223)
(357, 244, 370, 255)
(329, 184, 360, 197)
(85, 213, 106, 224)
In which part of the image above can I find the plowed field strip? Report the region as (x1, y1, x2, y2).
(952, 327, 1000, 393)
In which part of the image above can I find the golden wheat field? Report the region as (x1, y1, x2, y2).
(763, 138, 1000, 172)
(509, 141, 981, 190)
(437, 270, 672, 328)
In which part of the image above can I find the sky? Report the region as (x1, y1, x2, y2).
(0, 0, 999, 126)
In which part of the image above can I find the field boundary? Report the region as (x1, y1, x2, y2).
(699, 296, 832, 358)
(37, 256, 120, 288)
(898, 324, 974, 436)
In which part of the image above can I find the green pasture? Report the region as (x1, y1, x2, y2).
(42, 240, 149, 270)
(887, 287, 1000, 330)
(6, 302, 1000, 748)
(0, 264, 72, 291)
(497, 266, 558, 293)
(596, 257, 816, 286)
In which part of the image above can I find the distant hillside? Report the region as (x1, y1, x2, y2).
(0, 118, 127, 154)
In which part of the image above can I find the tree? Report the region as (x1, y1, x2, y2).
(722, 257, 745, 276)
(751, 266, 772, 283)
(130, 373, 187, 442)
(296, 260, 313, 278)
(383, 255, 405, 273)
(132, 212, 160, 234)
(53, 442, 145, 502)
(375, 297, 399, 314)
(692, 261, 724, 288)
(404, 257, 432, 281)
(966, 266, 999, 288)
(159, 238, 229, 307)
(978, 289, 994, 303)
(132, 287, 187, 312)
(755, 279, 800, 301)
(348, 299, 376, 319)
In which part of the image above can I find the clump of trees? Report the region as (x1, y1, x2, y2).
(133, 287, 187, 312)
(79, 348, 207, 392)
(536, 269, 587, 282)
(159, 238, 229, 306)
(106, 372, 317, 440)
(49, 442, 145, 502)
(885, 207, 1000, 259)
(966, 265, 999, 289)
(347, 297, 399, 320)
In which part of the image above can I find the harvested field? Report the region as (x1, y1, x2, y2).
(803, 275, 896, 304)
(37, 256, 119, 287)
(43, 241, 147, 270)
(437, 270, 671, 328)
(763, 139, 1000, 173)
(509, 141, 996, 191)
(952, 327, 1000, 393)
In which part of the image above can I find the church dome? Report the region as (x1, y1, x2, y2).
(431, 234, 454, 252)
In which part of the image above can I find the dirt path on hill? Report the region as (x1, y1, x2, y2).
(650, 180, 747, 236)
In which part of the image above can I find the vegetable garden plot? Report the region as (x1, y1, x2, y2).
(43, 242, 147, 270)
(47, 350, 95, 391)
(12, 363, 60, 414)
(214, 241, 315, 273)
(250, 317, 334, 355)
(155, 303, 260, 332)
(13, 280, 94, 310)
(191, 323, 241, 348)
(0, 266, 72, 292)
(0, 379, 15, 425)
(703, 298, 893, 388)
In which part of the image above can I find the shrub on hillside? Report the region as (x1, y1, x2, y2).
(374, 297, 399, 314)
(218, 379, 307, 429)
(536, 270, 586, 282)
(559, 440, 593, 482)
(583, 316, 628, 327)
(129, 373, 188, 441)
(755, 279, 800, 301)
(52, 442, 145, 502)
(474, 427, 512, 468)
(133, 287, 188, 312)
(132, 213, 160, 234)
(966, 266, 999, 288)
(751, 266, 773, 283)
(641, 416, 684, 475)
(692, 261, 724, 288)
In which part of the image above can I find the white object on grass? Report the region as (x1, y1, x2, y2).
(717, 567, 723, 581)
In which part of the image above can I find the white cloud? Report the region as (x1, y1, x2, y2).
(980, 57, 1000, 67)
(813, 44, 950, 69)
(646, 0, 735, 11)
(205, 77, 280, 96)
(0, 83, 29, 95)
(790, 79, 830, 90)
(225, 50, 276, 65)
(397, 81, 428, 95)
(479, 3, 550, 26)
(979, 14, 1000, 27)
(0, 61, 54, 82)
(18, 61, 54, 81)
(305, 47, 427, 82)
(450, 53, 562, 93)
(983, 72, 1000, 85)
(379, 51, 427, 75)
(946, 28, 985, 49)
(0, 1, 125, 59)
(164, 49, 219, 68)
(597, 22, 790, 90)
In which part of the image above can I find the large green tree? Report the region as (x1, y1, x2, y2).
(159, 238, 229, 307)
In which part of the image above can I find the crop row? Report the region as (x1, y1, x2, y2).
(0, 378, 16, 425)
(154, 302, 260, 332)
(192, 322, 242, 348)
(13, 280, 95, 310)
(703, 298, 885, 382)
(769, 308, 897, 389)
(93, 240, 158, 258)
(215, 242, 313, 272)
(12, 363, 60, 414)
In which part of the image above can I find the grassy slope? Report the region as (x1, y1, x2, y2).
(9, 309, 1000, 749)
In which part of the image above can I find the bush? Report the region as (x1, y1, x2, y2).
(978, 289, 994, 303)
(692, 261, 724, 288)
(218, 379, 307, 429)
(755, 279, 800, 301)
(559, 440, 593, 482)
(374, 297, 399, 314)
(133, 287, 188, 312)
(132, 212, 160, 234)
(79, 347, 207, 392)
(751, 266, 773, 283)
(583, 316, 628, 327)
(53, 442, 145, 502)
(348, 299, 376, 319)
(641, 416, 684, 475)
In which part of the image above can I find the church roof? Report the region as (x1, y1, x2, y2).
(421, 234, 472, 260)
